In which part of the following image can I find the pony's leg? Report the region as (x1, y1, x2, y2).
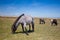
(55, 21, 58, 26)
(28, 24, 31, 32)
(21, 23, 24, 32)
(23, 23, 29, 35)
(32, 22, 34, 32)
(25, 27, 29, 35)
(55, 22, 57, 26)
(56, 22, 58, 26)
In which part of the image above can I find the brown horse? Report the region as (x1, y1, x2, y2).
(39, 18, 45, 24)
(51, 19, 58, 26)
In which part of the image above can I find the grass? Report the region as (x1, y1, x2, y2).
(0, 17, 60, 40)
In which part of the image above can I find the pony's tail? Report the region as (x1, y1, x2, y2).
(32, 18, 34, 31)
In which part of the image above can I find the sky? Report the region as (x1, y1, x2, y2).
(0, 0, 60, 18)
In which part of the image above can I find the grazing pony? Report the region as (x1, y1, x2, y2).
(51, 19, 58, 26)
(39, 18, 45, 24)
(12, 14, 34, 35)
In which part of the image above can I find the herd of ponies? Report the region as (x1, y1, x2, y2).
(11, 14, 58, 35)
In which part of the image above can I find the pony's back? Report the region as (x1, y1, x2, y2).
(18, 14, 33, 24)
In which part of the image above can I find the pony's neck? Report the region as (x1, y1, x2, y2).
(16, 14, 24, 22)
(17, 14, 24, 21)
(13, 14, 24, 26)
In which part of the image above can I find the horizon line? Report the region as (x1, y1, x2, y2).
(0, 16, 60, 19)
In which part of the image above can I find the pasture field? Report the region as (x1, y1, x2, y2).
(0, 17, 60, 40)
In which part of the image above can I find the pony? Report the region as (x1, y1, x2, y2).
(11, 14, 34, 35)
(39, 18, 45, 24)
(50, 19, 58, 26)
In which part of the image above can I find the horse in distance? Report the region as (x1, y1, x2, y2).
(39, 18, 45, 24)
(11, 14, 34, 35)
(50, 19, 58, 26)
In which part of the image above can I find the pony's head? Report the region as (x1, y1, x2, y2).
(11, 24, 16, 33)
(11, 14, 24, 33)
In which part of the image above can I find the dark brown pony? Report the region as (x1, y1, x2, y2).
(51, 19, 58, 26)
(39, 18, 45, 24)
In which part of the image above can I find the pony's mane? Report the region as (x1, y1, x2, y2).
(13, 14, 24, 26)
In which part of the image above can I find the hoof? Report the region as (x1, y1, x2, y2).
(28, 30, 31, 32)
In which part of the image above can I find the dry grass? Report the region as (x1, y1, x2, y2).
(0, 17, 60, 40)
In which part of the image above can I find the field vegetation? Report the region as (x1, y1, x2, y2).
(0, 17, 60, 40)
